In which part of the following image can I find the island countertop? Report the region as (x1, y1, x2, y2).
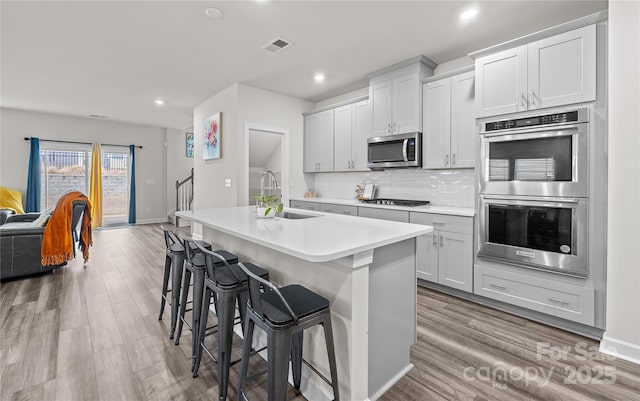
(176, 206, 431, 264)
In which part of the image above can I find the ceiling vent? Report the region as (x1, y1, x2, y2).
(262, 37, 292, 54)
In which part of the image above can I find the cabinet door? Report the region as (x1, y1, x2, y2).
(528, 25, 596, 110)
(290, 200, 320, 211)
(450, 71, 476, 169)
(416, 232, 438, 283)
(352, 100, 371, 171)
(370, 80, 393, 136)
(333, 105, 352, 172)
(318, 109, 335, 172)
(357, 207, 409, 223)
(438, 231, 473, 292)
(423, 78, 451, 169)
(303, 113, 322, 172)
(475, 46, 527, 118)
(392, 72, 421, 134)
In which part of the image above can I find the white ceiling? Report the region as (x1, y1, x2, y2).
(1, 1, 607, 130)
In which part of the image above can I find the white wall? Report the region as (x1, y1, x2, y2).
(0, 108, 168, 223)
(192, 83, 313, 211)
(602, 0, 640, 363)
(166, 127, 194, 215)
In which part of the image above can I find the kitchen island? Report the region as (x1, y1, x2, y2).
(176, 206, 431, 401)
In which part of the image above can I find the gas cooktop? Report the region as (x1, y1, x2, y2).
(361, 198, 430, 207)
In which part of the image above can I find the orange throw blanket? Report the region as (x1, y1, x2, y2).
(42, 191, 93, 266)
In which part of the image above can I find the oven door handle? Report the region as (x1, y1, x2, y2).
(480, 124, 581, 138)
(481, 196, 580, 204)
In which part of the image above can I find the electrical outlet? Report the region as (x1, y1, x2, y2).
(224, 178, 232, 187)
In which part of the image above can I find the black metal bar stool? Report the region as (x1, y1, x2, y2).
(236, 264, 340, 401)
(159, 224, 212, 338)
(174, 235, 238, 369)
(189, 240, 269, 401)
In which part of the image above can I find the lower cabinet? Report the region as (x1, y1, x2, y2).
(410, 212, 473, 292)
(357, 207, 409, 223)
(320, 203, 358, 216)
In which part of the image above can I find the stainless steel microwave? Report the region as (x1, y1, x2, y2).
(367, 132, 421, 169)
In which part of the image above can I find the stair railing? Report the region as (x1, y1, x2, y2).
(175, 167, 194, 227)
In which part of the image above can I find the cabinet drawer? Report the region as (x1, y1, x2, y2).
(358, 207, 409, 223)
(320, 203, 358, 216)
(289, 200, 320, 212)
(409, 212, 473, 235)
(474, 265, 595, 326)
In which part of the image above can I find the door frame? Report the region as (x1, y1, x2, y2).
(243, 122, 290, 207)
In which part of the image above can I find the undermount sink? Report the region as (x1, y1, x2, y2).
(279, 212, 318, 220)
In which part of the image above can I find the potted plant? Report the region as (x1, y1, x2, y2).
(254, 194, 283, 218)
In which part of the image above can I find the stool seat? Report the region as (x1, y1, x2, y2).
(191, 250, 238, 268)
(213, 262, 269, 288)
(261, 285, 330, 326)
(168, 239, 212, 254)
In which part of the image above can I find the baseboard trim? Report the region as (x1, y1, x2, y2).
(600, 333, 640, 365)
(369, 363, 413, 401)
(135, 218, 169, 225)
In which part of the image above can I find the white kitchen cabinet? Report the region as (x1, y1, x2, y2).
(369, 57, 435, 136)
(290, 200, 320, 211)
(334, 100, 371, 172)
(423, 70, 476, 169)
(475, 25, 596, 118)
(358, 207, 409, 223)
(320, 203, 358, 216)
(410, 212, 473, 292)
(303, 109, 334, 173)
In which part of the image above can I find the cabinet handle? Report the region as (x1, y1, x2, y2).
(432, 222, 445, 226)
(432, 235, 437, 247)
(444, 153, 449, 166)
(393, 122, 397, 133)
(452, 153, 456, 166)
(521, 92, 528, 109)
(440, 235, 444, 247)
(489, 283, 507, 291)
(548, 297, 570, 305)
(531, 89, 538, 107)
(387, 123, 391, 133)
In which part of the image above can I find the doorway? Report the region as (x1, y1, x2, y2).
(244, 123, 289, 207)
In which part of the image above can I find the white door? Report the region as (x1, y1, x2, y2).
(392, 72, 421, 134)
(416, 232, 438, 283)
(303, 113, 321, 172)
(333, 105, 352, 172)
(450, 71, 476, 169)
(318, 109, 335, 172)
(475, 46, 528, 117)
(528, 25, 596, 110)
(352, 100, 371, 171)
(370, 80, 392, 136)
(438, 231, 473, 292)
(423, 78, 451, 169)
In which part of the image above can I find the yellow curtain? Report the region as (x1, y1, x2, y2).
(89, 142, 102, 228)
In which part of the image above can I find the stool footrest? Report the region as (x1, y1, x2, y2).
(303, 358, 332, 387)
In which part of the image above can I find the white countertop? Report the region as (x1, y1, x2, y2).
(290, 196, 476, 217)
(176, 206, 431, 263)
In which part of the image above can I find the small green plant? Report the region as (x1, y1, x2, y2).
(254, 194, 283, 216)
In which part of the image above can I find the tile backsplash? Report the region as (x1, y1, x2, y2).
(310, 169, 476, 208)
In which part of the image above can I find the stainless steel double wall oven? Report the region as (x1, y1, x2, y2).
(478, 109, 590, 276)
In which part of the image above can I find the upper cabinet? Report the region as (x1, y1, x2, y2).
(303, 109, 334, 173)
(369, 57, 436, 136)
(423, 70, 476, 169)
(475, 25, 596, 118)
(334, 100, 371, 172)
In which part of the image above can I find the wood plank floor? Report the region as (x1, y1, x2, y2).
(1, 224, 638, 401)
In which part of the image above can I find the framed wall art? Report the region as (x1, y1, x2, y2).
(185, 132, 194, 157)
(203, 112, 221, 160)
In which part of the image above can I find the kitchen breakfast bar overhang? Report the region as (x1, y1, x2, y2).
(176, 206, 432, 401)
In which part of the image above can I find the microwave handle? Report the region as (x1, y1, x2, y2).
(402, 139, 409, 162)
(481, 124, 581, 137)
(481, 196, 580, 204)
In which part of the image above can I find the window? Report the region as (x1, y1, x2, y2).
(40, 144, 130, 226)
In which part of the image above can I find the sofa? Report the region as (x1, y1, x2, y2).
(0, 201, 86, 280)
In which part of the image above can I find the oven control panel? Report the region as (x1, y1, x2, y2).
(485, 110, 581, 132)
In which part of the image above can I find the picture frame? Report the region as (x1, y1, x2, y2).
(185, 132, 194, 157)
(203, 112, 221, 160)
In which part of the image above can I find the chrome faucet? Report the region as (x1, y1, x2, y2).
(260, 170, 279, 197)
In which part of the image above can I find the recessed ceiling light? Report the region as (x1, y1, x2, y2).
(204, 7, 223, 19)
(314, 73, 325, 82)
(154, 99, 165, 105)
(460, 8, 478, 20)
